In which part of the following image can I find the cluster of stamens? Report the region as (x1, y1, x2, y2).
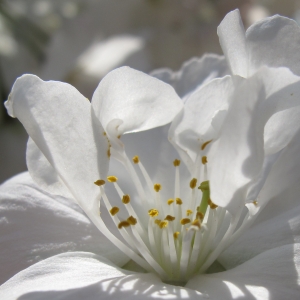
(93, 140, 252, 283)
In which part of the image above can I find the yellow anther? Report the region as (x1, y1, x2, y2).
(118, 221, 130, 229)
(176, 198, 183, 205)
(110, 206, 120, 216)
(208, 199, 218, 209)
(167, 199, 174, 205)
(117, 135, 121, 139)
(107, 176, 118, 182)
(94, 179, 105, 186)
(191, 219, 201, 228)
(186, 209, 193, 216)
(155, 219, 161, 226)
(122, 195, 131, 204)
(180, 218, 191, 225)
(196, 211, 204, 220)
(253, 200, 258, 206)
(103, 132, 107, 136)
(132, 156, 140, 164)
(173, 231, 180, 240)
(202, 156, 208, 165)
(154, 183, 162, 192)
(148, 209, 159, 217)
(159, 221, 168, 228)
(198, 180, 209, 191)
(127, 216, 137, 225)
(201, 140, 212, 150)
(173, 159, 181, 167)
(107, 148, 111, 158)
(190, 178, 197, 189)
(165, 215, 175, 221)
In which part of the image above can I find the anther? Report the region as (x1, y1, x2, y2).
(148, 209, 159, 217)
(110, 206, 120, 216)
(180, 218, 191, 225)
(167, 199, 174, 205)
(107, 147, 111, 158)
(252, 200, 258, 206)
(190, 178, 197, 189)
(127, 216, 137, 225)
(154, 184, 161, 192)
(159, 221, 168, 229)
(173, 231, 180, 240)
(208, 199, 218, 209)
(118, 221, 130, 229)
(173, 159, 181, 167)
(107, 176, 118, 182)
(201, 140, 212, 150)
(202, 156, 208, 165)
(94, 179, 105, 186)
(176, 198, 183, 205)
(191, 219, 201, 228)
(132, 156, 140, 164)
(196, 212, 204, 220)
(186, 209, 193, 216)
(165, 215, 175, 221)
(155, 219, 161, 226)
(122, 195, 131, 204)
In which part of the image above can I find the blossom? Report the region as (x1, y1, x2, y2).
(1, 9, 300, 300)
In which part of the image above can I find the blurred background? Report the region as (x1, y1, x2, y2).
(1, 0, 300, 183)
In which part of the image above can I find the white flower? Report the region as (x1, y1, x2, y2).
(1, 9, 300, 300)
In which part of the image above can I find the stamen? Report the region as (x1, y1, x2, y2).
(154, 184, 162, 192)
(191, 219, 201, 228)
(173, 159, 181, 166)
(94, 179, 105, 186)
(190, 178, 197, 189)
(155, 219, 162, 226)
(159, 221, 168, 229)
(173, 231, 180, 239)
(208, 199, 218, 209)
(132, 155, 140, 164)
(186, 209, 193, 216)
(252, 200, 258, 206)
(201, 156, 207, 165)
(167, 199, 174, 205)
(107, 176, 118, 182)
(201, 140, 212, 150)
(165, 215, 175, 221)
(122, 194, 131, 204)
(149, 209, 159, 217)
(180, 218, 191, 225)
(176, 198, 183, 205)
(118, 220, 130, 229)
(127, 216, 137, 225)
(110, 207, 120, 216)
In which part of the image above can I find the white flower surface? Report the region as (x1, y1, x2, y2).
(1, 9, 300, 300)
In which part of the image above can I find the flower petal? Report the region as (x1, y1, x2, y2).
(151, 54, 229, 99)
(187, 244, 300, 299)
(5, 74, 109, 211)
(169, 75, 234, 167)
(219, 202, 300, 269)
(0, 252, 204, 299)
(26, 138, 72, 198)
(217, 9, 248, 77)
(246, 15, 300, 76)
(209, 67, 300, 214)
(91, 67, 183, 136)
(0, 173, 129, 285)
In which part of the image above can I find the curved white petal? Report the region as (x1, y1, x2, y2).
(0, 252, 204, 300)
(26, 138, 72, 198)
(0, 173, 129, 285)
(209, 67, 300, 214)
(169, 75, 234, 165)
(5, 74, 109, 211)
(187, 244, 300, 300)
(151, 54, 229, 99)
(217, 9, 248, 77)
(246, 15, 300, 76)
(91, 67, 183, 137)
(220, 202, 300, 269)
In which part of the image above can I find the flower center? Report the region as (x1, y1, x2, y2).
(93, 141, 253, 284)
